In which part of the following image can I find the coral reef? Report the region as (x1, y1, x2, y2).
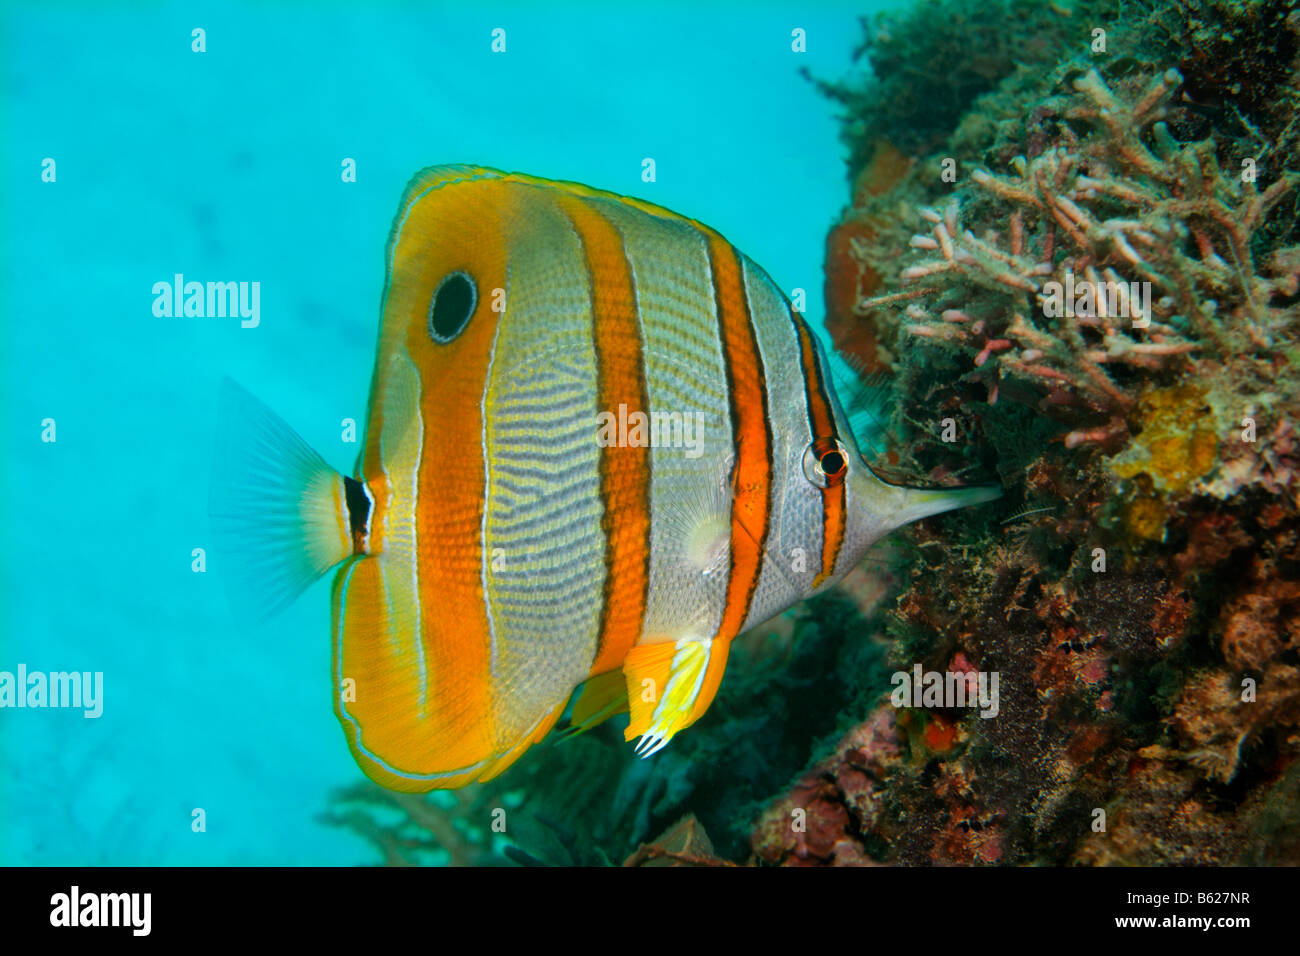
(890, 64, 1297, 456)
(750, 0, 1300, 866)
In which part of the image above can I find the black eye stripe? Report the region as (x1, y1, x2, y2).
(428, 271, 477, 343)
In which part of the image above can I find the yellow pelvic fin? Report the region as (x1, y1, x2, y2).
(559, 670, 630, 739)
(622, 638, 731, 757)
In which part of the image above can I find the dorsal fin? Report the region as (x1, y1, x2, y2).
(388, 163, 710, 250)
(802, 323, 893, 462)
(385, 165, 505, 266)
(834, 361, 894, 459)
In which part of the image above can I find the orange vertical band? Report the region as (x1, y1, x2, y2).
(792, 313, 847, 588)
(558, 195, 652, 675)
(706, 235, 773, 641)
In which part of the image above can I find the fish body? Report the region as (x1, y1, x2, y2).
(212, 165, 999, 791)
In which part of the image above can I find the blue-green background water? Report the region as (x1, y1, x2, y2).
(0, 0, 884, 864)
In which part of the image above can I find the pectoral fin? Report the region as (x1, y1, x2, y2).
(622, 637, 732, 757)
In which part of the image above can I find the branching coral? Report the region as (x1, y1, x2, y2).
(876, 65, 1299, 452)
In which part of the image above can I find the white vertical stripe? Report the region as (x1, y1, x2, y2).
(594, 203, 734, 645)
(410, 372, 427, 718)
(480, 264, 509, 681)
(739, 259, 821, 629)
(375, 352, 428, 718)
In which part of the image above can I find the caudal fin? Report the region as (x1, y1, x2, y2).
(208, 378, 353, 622)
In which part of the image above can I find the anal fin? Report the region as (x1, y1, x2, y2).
(622, 637, 731, 757)
(476, 698, 570, 784)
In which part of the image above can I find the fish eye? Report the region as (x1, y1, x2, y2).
(428, 271, 477, 343)
(802, 438, 849, 489)
(820, 448, 846, 478)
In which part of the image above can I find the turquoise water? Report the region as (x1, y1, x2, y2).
(0, 0, 880, 864)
